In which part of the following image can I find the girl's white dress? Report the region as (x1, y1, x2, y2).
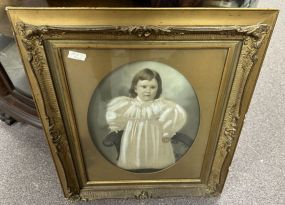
(106, 96, 187, 170)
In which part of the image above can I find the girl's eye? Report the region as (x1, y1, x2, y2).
(142, 86, 147, 88)
(151, 86, 156, 89)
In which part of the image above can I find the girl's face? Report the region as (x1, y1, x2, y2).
(135, 78, 158, 101)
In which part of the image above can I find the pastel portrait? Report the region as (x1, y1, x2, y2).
(88, 61, 200, 173)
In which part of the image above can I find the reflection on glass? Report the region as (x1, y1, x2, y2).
(150, 0, 258, 7)
(0, 34, 32, 96)
(202, 0, 258, 7)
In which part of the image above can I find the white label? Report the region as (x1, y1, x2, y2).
(67, 51, 86, 61)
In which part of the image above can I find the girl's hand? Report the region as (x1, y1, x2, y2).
(162, 136, 171, 143)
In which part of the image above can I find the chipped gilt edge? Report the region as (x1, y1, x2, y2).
(15, 21, 270, 199)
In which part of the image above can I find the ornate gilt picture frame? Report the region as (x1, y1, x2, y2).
(7, 8, 278, 200)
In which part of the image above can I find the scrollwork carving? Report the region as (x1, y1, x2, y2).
(67, 189, 82, 201)
(16, 22, 270, 41)
(218, 105, 240, 152)
(116, 26, 171, 37)
(16, 22, 47, 72)
(205, 184, 218, 196)
(135, 191, 152, 199)
(236, 24, 270, 49)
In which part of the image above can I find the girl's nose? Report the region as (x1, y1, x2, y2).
(145, 87, 151, 92)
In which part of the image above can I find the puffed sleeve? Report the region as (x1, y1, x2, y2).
(106, 96, 131, 132)
(158, 99, 187, 137)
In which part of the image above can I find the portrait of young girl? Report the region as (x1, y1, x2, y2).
(105, 68, 187, 170)
(88, 60, 200, 173)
